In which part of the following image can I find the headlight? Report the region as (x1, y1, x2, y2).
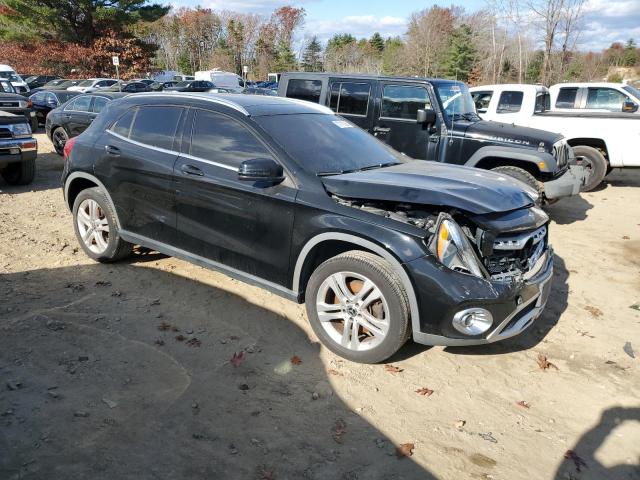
(18, 100, 29, 108)
(430, 215, 485, 278)
(8, 122, 31, 138)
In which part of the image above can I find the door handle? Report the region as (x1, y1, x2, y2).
(373, 126, 390, 133)
(181, 164, 204, 176)
(105, 145, 120, 156)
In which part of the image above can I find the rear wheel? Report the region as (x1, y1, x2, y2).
(305, 251, 410, 364)
(572, 145, 607, 192)
(52, 127, 68, 156)
(491, 166, 542, 202)
(1, 159, 36, 185)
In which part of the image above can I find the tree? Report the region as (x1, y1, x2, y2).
(443, 24, 477, 81)
(369, 32, 384, 53)
(623, 39, 637, 67)
(404, 6, 457, 77)
(0, 0, 169, 45)
(301, 36, 322, 71)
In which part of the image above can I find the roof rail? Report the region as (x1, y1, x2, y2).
(129, 92, 250, 115)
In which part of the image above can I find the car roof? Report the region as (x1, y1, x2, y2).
(120, 92, 334, 116)
(280, 71, 464, 86)
(78, 92, 128, 99)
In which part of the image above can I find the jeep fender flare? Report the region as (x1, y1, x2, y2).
(465, 145, 557, 173)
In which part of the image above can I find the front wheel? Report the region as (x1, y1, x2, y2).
(305, 251, 410, 364)
(572, 145, 607, 192)
(491, 166, 543, 203)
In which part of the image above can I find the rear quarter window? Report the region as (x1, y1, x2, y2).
(285, 79, 322, 103)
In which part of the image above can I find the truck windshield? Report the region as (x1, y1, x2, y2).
(255, 114, 406, 175)
(434, 83, 478, 120)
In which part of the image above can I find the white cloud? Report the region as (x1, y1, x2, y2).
(303, 15, 407, 43)
(201, 0, 316, 15)
(578, 0, 640, 50)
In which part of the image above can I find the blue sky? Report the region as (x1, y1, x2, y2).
(171, 0, 640, 51)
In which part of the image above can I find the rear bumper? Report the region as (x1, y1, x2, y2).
(0, 137, 38, 164)
(542, 165, 586, 200)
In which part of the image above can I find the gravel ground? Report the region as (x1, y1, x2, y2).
(0, 133, 639, 480)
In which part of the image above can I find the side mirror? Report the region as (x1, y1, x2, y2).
(622, 101, 638, 113)
(238, 158, 284, 184)
(417, 108, 436, 125)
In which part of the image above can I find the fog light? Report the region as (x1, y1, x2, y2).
(452, 308, 493, 335)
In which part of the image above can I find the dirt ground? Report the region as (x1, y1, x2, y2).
(1, 133, 639, 480)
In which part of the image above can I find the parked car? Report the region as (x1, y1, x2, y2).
(62, 92, 553, 363)
(470, 83, 640, 191)
(549, 82, 640, 114)
(105, 81, 151, 93)
(195, 70, 243, 88)
(30, 79, 81, 94)
(26, 75, 60, 90)
(29, 90, 80, 125)
(68, 78, 119, 94)
(0, 80, 38, 131)
(0, 65, 30, 94)
(148, 81, 165, 91)
(132, 79, 155, 86)
(278, 73, 584, 204)
(163, 80, 215, 92)
(46, 92, 126, 155)
(244, 87, 277, 96)
(0, 111, 37, 185)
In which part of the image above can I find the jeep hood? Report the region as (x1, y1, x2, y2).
(464, 120, 562, 151)
(321, 161, 535, 215)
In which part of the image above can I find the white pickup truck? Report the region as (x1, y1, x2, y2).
(470, 84, 640, 190)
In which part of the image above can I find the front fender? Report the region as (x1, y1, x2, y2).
(466, 145, 557, 173)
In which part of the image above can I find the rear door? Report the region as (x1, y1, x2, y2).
(372, 82, 434, 160)
(174, 107, 296, 286)
(63, 95, 92, 136)
(326, 78, 374, 130)
(94, 104, 186, 243)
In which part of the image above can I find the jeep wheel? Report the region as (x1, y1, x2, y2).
(1, 159, 36, 185)
(491, 166, 542, 202)
(573, 145, 607, 191)
(52, 127, 68, 156)
(305, 250, 410, 363)
(72, 187, 132, 262)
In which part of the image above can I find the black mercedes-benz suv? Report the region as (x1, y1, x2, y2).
(62, 93, 553, 363)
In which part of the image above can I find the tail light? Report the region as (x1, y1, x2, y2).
(63, 136, 77, 159)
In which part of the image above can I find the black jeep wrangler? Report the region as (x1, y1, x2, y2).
(278, 73, 584, 203)
(0, 111, 37, 185)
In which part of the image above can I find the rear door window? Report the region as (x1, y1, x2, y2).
(91, 96, 109, 113)
(585, 88, 628, 111)
(285, 79, 322, 103)
(380, 85, 431, 120)
(329, 82, 371, 116)
(66, 96, 91, 112)
(496, 91, 523, 113)
(128, 106, 183, 150)
(555, 88, 578, 109)
(189, 109, 273, 168)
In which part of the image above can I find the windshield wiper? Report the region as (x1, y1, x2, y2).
(316, 162, 400, 177)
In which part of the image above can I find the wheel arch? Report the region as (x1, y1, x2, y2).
(474, 156, 542, 177)
(566, 138, 609, 162)
(64, 172, 121, 228)
(292, 232, 421, 337)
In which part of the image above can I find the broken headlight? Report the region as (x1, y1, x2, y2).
(430, 215, 485, 278)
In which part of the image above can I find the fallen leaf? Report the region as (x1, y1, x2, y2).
(327, 369, 342, 376)
(536, 353, 558, 371)
(150, 298, 161, 306)
(290, 355, 302, 365)
(332, 418, 346, 443)
(230, 351, 245, 368)
(455, 419, 466, 429)
(516, 400, 530, 409)
(478, 432, 498, 443)
(384, 364, 403, 375)
(564, 450, 587, 472)
(584, 305, 603, 318)
(175, 335, 186, 342)
(396, 443, 415, 458)
(186, 338, 201, 347)
(623, 342, 635, 359)
(415, 387, 434, 397)
(95, 280, 111, 287)
(158, 322, 171, 331)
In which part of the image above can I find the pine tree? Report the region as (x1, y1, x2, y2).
(623, 39, 637, 67)
(301, 36, 323, 71)
(274, 41, 297, 72)
(443, 25, 477, 82)
(369, 32, 384, 53)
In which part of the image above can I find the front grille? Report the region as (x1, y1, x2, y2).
(484, 226, 548, 281)
(0, 101, 19, 108)
(553, 141, 569, 168)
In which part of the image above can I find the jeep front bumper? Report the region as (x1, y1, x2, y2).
(542, 165, 586, 200)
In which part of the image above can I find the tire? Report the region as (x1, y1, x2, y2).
(52, 127, 68, 156)
(490, 166, 543, 202)
(305, 250, 410, 364)
(72, 187, 132, 262)
(30, 116, 38, 133)
(572, 145, 607, 192)
(1, 158, 36, 185)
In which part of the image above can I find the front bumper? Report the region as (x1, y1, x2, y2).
(542, 165, 586, 200)
(0, 137, 38, 164)
(410, 247, 554, 346)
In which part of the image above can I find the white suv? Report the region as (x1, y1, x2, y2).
(68, 78, 119, 94)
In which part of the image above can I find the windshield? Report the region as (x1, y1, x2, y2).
(0, 71, 22, 83)
(0, 80, 15, 93)
(57, 92, 78, 102)
(623, 85, 640, 101)
(255, 114, 407, 175)
(435, 82, 477, 119)
(77, 80, 95, 87)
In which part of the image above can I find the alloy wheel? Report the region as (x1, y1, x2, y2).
(315, 271, 390, 351)
(76, 199, 109, 254)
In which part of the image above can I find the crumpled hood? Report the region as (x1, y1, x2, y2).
(321, 161, 535, 215)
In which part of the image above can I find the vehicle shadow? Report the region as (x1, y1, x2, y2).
(0, 263, 436, 480)
(443, 254, 569, 356)
(545, 196, 593, 225)
(0, 150, 63, 195)
(554, 406, 640, 480)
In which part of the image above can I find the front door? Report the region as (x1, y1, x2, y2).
(63, 95, 92, 136)
(372, 82, 435, 160)
(175, 107, 296, 286)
